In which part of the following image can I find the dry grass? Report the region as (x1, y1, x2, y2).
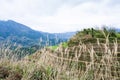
(0, 38, 120, 80)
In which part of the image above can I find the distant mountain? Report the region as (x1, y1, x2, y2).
(115, 28, 120, 32)
(0, 20, 47, 39)
(54, 32, 76, 40)
(0, 20, 76, 47)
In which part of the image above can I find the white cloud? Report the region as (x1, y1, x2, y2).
(0, 0, 120, 33)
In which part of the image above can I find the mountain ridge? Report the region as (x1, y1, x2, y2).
(0, 20, 76, 47)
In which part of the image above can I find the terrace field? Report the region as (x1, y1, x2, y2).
(0, 28, 120, 80)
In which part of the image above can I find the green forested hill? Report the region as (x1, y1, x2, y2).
(0, 20, 76, 58)
(68, 28, 120, 46)
(0, 20, 76, 47)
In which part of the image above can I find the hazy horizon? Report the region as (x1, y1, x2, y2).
(0, 0, 120, 33)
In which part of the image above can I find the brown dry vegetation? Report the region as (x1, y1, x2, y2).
(0, 28, 120, 80)
(0, 38, 120, 80)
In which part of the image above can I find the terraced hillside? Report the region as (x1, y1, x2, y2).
(0, 28, 120, 80)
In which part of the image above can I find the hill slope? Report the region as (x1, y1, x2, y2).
(0, 20, 75, 47)
(68, 28, 120, 46)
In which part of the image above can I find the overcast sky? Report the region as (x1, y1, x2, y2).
(0, 0, 120, 33)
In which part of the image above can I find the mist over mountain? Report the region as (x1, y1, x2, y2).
(115, 28, 120, 32)
(0, 20, 76, 47)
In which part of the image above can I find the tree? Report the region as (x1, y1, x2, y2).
(83, 29, 88, 34)
(91, 28, 94, 38)
(109, 28, 116, 37)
